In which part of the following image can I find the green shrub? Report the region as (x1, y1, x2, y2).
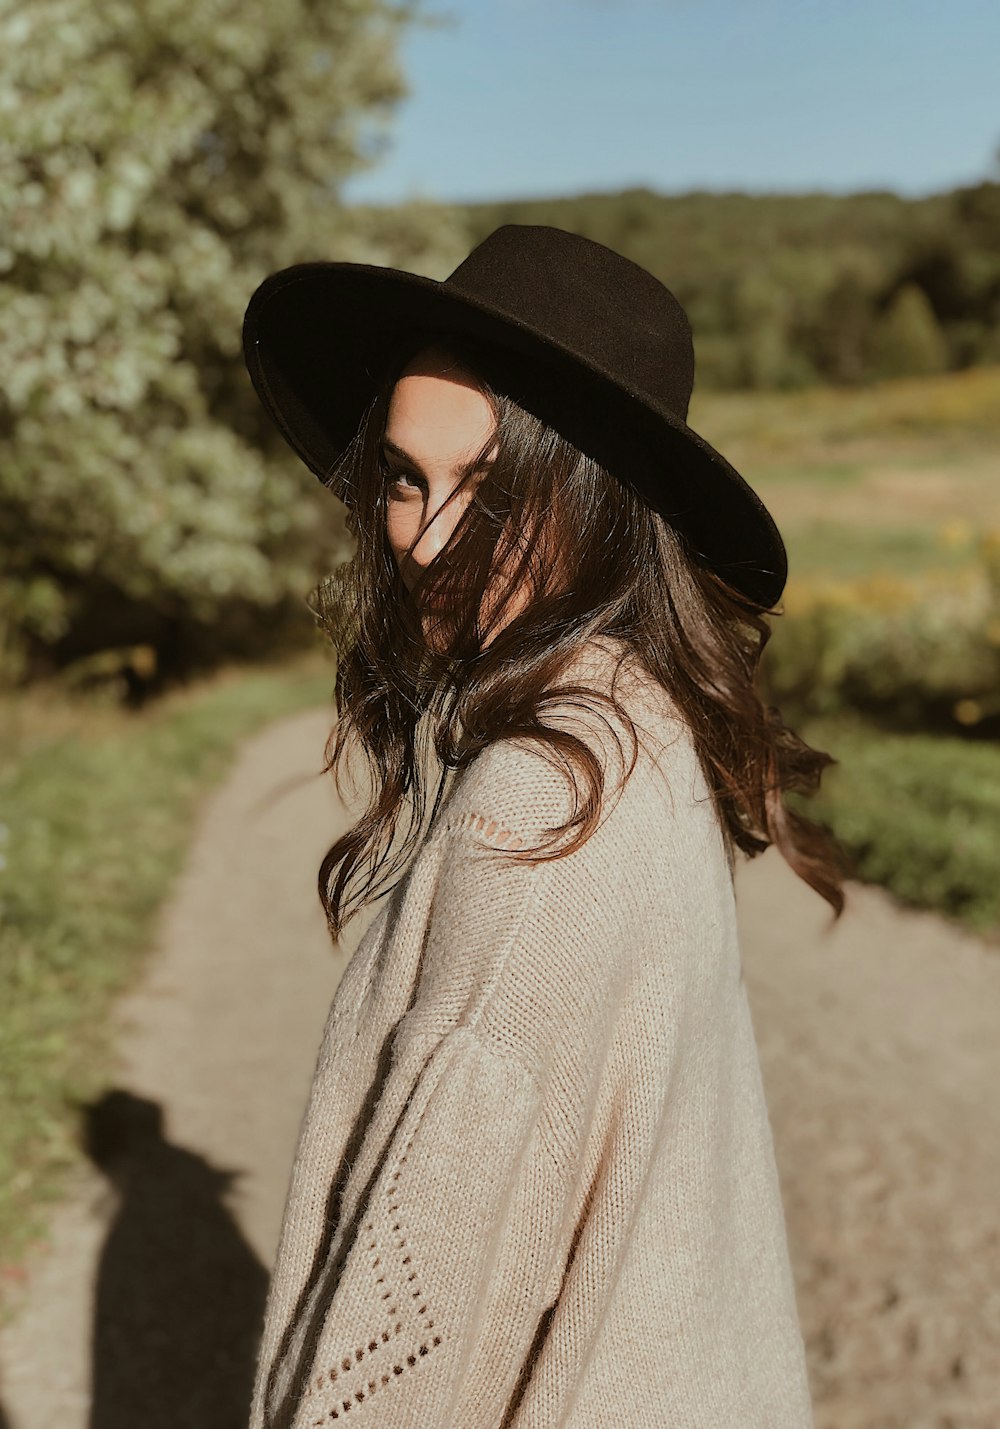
(763, 534, 1000, 733)
(791, 715, 1000, 938)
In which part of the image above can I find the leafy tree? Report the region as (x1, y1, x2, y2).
(808, 266, 875, 386)
(0, 0, 465, 683)
(868, 282, 950, 379)
(937, 183, 1000, 363)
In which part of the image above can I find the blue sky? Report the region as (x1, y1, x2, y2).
(343, 0, 1000, 204)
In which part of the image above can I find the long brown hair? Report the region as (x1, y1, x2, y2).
(311, 332, 851, 941)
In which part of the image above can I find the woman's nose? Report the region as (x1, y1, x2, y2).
(412, 490, 466, 566)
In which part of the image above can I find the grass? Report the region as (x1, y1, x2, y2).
(781, 522, 977, 581)
(689, 365, 1000, 584)
(0, 649, 336, 1280)
(692, 371, 1000, 940)
(689, 364, 1000, 467)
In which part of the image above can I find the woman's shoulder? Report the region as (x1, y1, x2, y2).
(439, 636, 712, 857)
(421, 640, 734, 1000)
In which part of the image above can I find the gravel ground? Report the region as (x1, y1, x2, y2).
(0, 705, 997, 1428)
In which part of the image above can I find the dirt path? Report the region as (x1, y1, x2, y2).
(0, 706, 997, 1427)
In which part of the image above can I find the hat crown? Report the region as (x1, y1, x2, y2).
(443, 225, 695, 421)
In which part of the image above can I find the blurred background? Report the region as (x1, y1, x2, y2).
(1, 1, 998, 1425)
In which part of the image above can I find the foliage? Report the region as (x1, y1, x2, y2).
(457, 183, 1000, 392)
(0, 0, 467, 683)
(868, 283, 948, 379)
(762, 531, 1000, 734)
(0, 652, 336, 1272)
(788, 714, 1000, 938)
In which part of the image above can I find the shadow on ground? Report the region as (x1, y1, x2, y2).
(81, 1089, 268, 1429)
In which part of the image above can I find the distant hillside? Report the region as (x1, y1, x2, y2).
(455, 185, 1000, 391)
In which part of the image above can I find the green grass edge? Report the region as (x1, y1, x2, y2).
(0, 653, 337, 1290)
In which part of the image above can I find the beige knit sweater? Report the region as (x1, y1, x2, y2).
(249, 638, 814, 1428)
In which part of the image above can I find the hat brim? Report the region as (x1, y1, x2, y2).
(242, 262, 787, 608)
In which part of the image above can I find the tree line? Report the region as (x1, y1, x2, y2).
(459, 181, 1000, 390)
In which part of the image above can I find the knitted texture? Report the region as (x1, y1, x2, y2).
(248, 639, 815, 1428)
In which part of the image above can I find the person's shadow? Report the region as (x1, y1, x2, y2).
(82, 1089, 269, 1429)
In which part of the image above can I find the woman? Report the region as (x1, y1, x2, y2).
(241, 225, 847, 1427)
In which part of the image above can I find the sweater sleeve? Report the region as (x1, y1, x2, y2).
(275, 1019, 562, 1429)
(259, 779, 612, 1429)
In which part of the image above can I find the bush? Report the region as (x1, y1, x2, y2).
(789, 714, 1000, 938)
(762, 530, 1000, 734)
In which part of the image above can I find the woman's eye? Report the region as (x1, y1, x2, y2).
(384, 467, 422, 495)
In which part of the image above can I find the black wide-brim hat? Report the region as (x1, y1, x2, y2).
(242, 224, 787, 608)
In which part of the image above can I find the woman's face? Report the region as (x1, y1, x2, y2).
(383, 344, 528, 646)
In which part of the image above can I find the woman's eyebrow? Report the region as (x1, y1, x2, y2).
(380, 437, 419, 465)
(380, 436, 494, 477)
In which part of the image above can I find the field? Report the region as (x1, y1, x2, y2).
(691, 365, 1000, 579)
